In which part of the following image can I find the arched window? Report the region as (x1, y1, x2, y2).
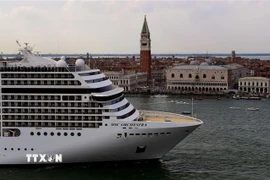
(195, 75, 199, 79)
(212, 75, 215, 80)
(180, 74, 183, 78)
(203, 74, 206, 78)
(171, 73, 175, 78)
(221, 75, 224, 80)
(188, 74, 192, 78)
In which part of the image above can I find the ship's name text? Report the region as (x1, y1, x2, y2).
(111, 123, 147, 127)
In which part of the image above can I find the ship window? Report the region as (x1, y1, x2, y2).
(77, 132, 81, 136)
(129, 133, 134, 136)
(64, 132, 68, 136)
(37, 132, 41, 136)
(57, 132, 61, 136)
(18, 148, 20, 151)
(31, 148, 34, 151)
(11, 148, 14, 151)
(4, 148, 7, 151)
(44, 132, 47, 136)
(24, 148, 27, 151)
(51, 132, 54, 136)
(30, 132, 34, 136)
(71, 132, 74, 136)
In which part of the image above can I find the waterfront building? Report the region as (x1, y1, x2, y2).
(166, 64, 228, 94)
(151, 69, 166, 85)
(238, 77, 269, 95)
(140, 15, 151, 81)
(223, 63, 249, 89)
(104, 70, 147, 92)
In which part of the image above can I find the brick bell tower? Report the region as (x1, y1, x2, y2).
(140, 15, 151, 81)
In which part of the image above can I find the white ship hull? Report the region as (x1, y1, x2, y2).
(0, 120, 200, 164)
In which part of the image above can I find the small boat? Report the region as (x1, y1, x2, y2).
(247, 107, 259, 111)
(229, 106, 241, 109)
(182, 111, 191, 115)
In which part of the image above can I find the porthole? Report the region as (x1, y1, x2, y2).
(11, 148, 14, 151)
(105, 124, 108, 126)
(44, 132, 47, 136)
(31, 148, 34, 151)
(24, 148, 27, 151)
(18, 148, 20, 151)
(37, 132, 41, 136)
(51, 132, 54, 136)
(30, 132, 34, 136)
(4, 148, 7, 151)
(64, 132, 68, 136)
(71, 132, 74, 136)
(77, 132, 81, 136)
(57, 132, 61, 136)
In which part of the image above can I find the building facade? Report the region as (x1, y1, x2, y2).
(140, 15, 151, 81)
(166, 65, 228, 94)
(104, 71, 147, 92)
(238, 77, 269, 95)
(223, 63, 250, 89)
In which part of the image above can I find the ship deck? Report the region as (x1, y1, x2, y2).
(139, 110, 202, 124)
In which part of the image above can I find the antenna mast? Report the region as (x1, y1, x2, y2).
(191, 97, 194, 117)
(16, 40, 21, 47)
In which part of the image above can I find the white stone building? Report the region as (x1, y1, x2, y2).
(238, 77, 269, 95)
(104, 71, 147, 92)
(166, 65, 228, 94)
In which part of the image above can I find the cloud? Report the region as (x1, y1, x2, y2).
(0, 0, 270, 53)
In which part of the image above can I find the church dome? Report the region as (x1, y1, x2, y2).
(200, 62, 209, 66)
(205, 58, 213, 65)
(190, 60, 199, 65)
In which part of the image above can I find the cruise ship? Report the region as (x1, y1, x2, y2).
(0, 42, 203, 164)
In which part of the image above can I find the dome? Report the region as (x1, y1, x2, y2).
(190, 60, 199, 65)
(200, 62, 209, 66)
(60, 56, 66, 61)
(205, 58, 213, 65)
(75, 59, 85, 67)
(56, 60, 67, 67)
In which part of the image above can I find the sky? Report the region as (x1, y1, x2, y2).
(0, 0, 270, 54)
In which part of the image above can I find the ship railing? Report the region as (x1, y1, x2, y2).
(139, 110, 202, 123)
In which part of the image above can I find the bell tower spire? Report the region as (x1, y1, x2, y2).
(140, 15, 151, 81)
